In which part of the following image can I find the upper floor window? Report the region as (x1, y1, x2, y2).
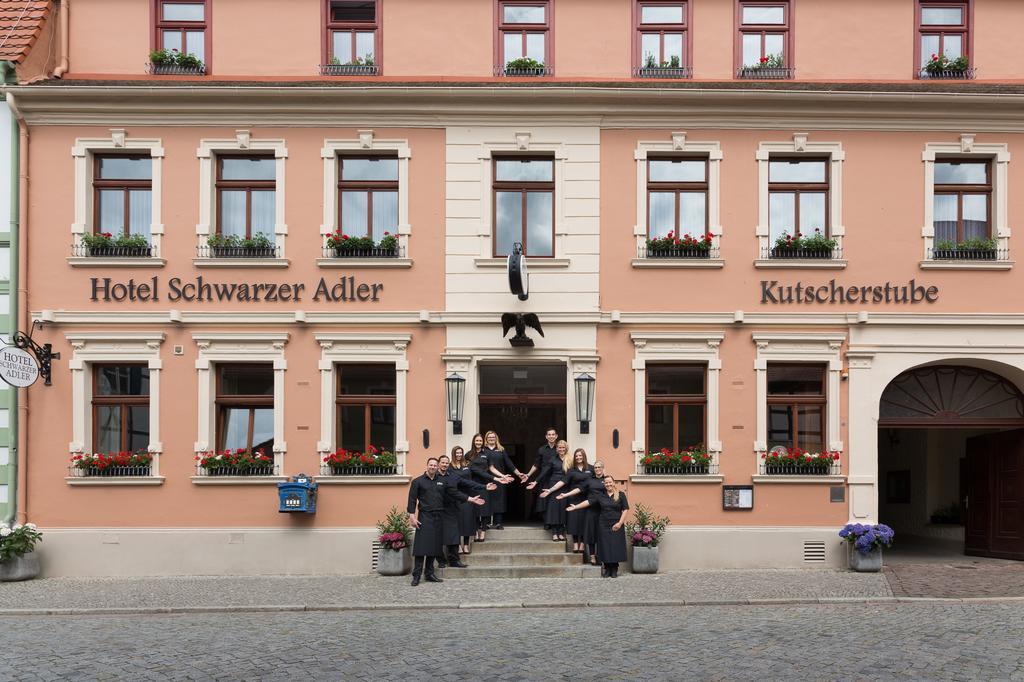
(933, 160, 990, 244)
(646, 364, 706, 453)
(326, 1, 379, 69)
(767, 363, 825, 453)
(336, 364, 396, 452)
(93, 156, 152, 241)
(768, 158, 828, 243)
(216, 364, 274, 452)
(737, 1, 790, 76)
(647, 157, 707, 239)
(498, 1, 550, 73)
(155, 1, 208, 65)
(917, 1, 971, 77)
(92, 364, 150, 453)
(493, 157, 554, 258)
(635, 2, 688, 74)
(216, 156, 276, 240)
(339, 156, 399, 241)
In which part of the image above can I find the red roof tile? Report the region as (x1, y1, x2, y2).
(0, 0, 50, 63)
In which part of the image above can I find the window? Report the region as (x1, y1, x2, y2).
(766, 364, 825, 452)
(93, 156, 153, 241)
(216, 364, 274, 452)
(493, 157, 555, 257)
(636, 2, 688, 71)
(768, 158, 829, 243)
(498, 1, 550, 69)
(326, 0, 379, 67)
(647, 157, 707, 239)
(645, 364, 706, 453)
(917, 1, 970, 72)
(155, 1, 207, 64)
(338, 156, 399, 240)
(336, 364, 396, 452)
(216, 156, 276, 240)
(92, 364, 150, 453)
(737, 1, 790, 69)
(933, 160, 990, 243)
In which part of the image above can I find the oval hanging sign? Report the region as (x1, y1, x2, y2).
(507, 242, 529, 301)
(0, 346, 39, 388)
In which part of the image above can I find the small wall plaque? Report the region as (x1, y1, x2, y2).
(723, 485, 753, 510)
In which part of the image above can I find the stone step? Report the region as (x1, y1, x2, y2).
(480, 527, 552, 540)
(469, 540, 569, 554)
(459, 552, 590, 567)
(441, 565, 604, 579)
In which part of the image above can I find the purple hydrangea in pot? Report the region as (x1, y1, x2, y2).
(839, 523, 895, 572)
(626, 503, 670, 574)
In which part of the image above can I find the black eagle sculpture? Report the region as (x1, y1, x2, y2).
(501, 312, 544, 347)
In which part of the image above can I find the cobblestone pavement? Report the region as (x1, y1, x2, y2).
(884, 561, 1024, 598)
(0, 570, 891, 612)
(3, 603, 1024, 681)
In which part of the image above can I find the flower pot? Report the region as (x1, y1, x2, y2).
(0, 552, 40, 581)
(631, 545, 659, 574)
(377, 546, 411, 576)
(848, 546, 883, 572)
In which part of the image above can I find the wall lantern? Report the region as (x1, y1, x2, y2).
(445, 373, 466, 435)
(574, 372, 595, 434)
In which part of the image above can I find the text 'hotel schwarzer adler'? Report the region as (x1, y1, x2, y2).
(4, 0, 1024, 576)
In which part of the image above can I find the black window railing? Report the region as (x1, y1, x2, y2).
(320, 463, 402, 477)
(736, 67, 794, 79)
(195, 464, 279, 477)
(928, 247, 1007, 262)
(633, 65, 692, 79)
(637, 462, 719, 476)
(319, 63, 380, 76)
(323, 245, 404, 259)
(759, 461, 841, 476)
(763, 246, 842, 260)
(638, 245, 719, 259)
(918, 67, 976, 80)
(146, 62, 206, 76)
(72, 244, 156, 258)
(197, 245, 281, 259)
(495, 66, 553, 77)
(68, 465, 153, 478)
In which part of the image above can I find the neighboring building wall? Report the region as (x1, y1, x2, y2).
(0, 100, 12, 521)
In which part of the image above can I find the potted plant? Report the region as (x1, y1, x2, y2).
(762, 447, 840, 475)
(206, 232, 276, 258)
(644, 231, 713, 258)
(70, 451, 153, 477)
(148, 48, 206, 74)
(922, 53, 971, 78)
(626, 503, 670, 574)
(322, 445, 398, 475)
(933, 237, 997, 261)
(195, 448, 275, 476)
(0, 522, 42, 581)
(376, 506, 413, 576)
(80, 232, 152, 257)
(770, 229, 837, 259)
(638, 54, 686, 77)
(641, 447, 712, 474)
(840, 522, 895, 572)
(740, 53, 786, 77)
(326, 231, 398, 258)
(504, 56, 546, 76)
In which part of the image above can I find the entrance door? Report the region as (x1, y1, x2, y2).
(966, 429, 1024, 560)
(478, 364, 567, 523)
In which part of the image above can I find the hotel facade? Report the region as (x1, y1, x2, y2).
(8, 0, 1024, 574)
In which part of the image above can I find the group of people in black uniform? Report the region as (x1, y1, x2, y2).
(406, 427, 630, 585)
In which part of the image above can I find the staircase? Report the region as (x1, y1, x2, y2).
(444, 526, 603, 579)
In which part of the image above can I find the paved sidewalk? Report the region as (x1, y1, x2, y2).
(0, 570, 894, 614)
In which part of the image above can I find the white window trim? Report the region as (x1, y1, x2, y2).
(192, 333, 289, 475)
(66, 332, 165, 480)
(755, 134, 845, 266)
(921, 135, 1011, 264)
(630, 332, 724, 478)
(476, 132, 569, 262)
(196, 131, 288, 263)
(753, 332, 844, 460)
(70, 130, 165, 264)
(315, 333, 411, 478)
(319, 131, 412, 266)
(633, 132, 724, 268)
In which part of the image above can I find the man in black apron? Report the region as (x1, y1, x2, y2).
(407, 457, 485, 586)
(524, 427, 559, 514)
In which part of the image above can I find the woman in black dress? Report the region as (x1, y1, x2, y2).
(538, 440, 572, 542)
(483, 430, 525, 530)
(561, 449, 593, 553)
(567, 474, 629, 578)
(449, 446, 477, 555)
(467, 432, 512, 542)
(558, 460, 604, 565)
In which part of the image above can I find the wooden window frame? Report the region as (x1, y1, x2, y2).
(151, 0, 211, 71)
(734, 0, 792, 70)
(335, 364, 397, 452)
(646, 156, 709, 239)
(767, 156, 831, 237)
(215, 363, 274, 452)
(491, 156, 556, 258)
(915, 0, 973, 75)
(215, 155, 276, 239)
(91, 363, 150, 453)
(645, 364, 707, 453)
(337, 155, 399, 239)
(633, 1, 691, 71)
(766, 363, 826, 451)
(92, 154, 152, 237)
(495, 0, 553, 70)
(322, 0, 383, 70)
(933, 159, 991, 242)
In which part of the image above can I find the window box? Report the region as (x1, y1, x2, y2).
(919, 67, 975, 80)
(767, 247, 837, 260)
(68, 464, 153, 478)
(930, 247, 999, 261)
(634, 66, 692, 79)
(761, 446, 840, 476)
(640, 463, 713, 476)
(146, 61, 206, 76)
(319, 63, 379, 76)
(73, 244, 154, 258)
(640, 245, 715, 259)
(196, 465, 278, 477)
(69, 450, 154, 478)
(198, 245, 279, 259)
(761, 463, 839, 476)
(736, 66, 793, 79)
(497, 65, 552, 77)
(326, 246, 401, 259)
(320, 464, 399, 477)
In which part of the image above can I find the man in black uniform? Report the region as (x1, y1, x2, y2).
(524, 427, 559, 515)
(408, 457, 485, 586)
(437, 454, 495, 569)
